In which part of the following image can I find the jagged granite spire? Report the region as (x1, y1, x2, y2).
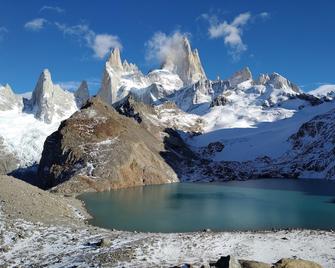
(75, 80, 89, 108)
(107, 47, 123, 70)
(30, 69, 77, 123)
(161, 37, 206, 86)
(98, 48, 146, 105)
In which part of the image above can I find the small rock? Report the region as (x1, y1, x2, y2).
(86, 238, 111, 247)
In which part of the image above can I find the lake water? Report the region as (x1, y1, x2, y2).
(79, 179, 335, 233)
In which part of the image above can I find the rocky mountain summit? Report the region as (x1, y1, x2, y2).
(29, 69, 78, 123)
(161, 36, 207, 85)
(38, 97, 180, 192)
(98, 37, 206, 105)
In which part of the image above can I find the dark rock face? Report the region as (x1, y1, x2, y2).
(38, 97, 179, 193)
(210, 96, 230, 107)
(283, 109, 335, 178)
(113, 94, 155, 124)
(295, 93, 323, 106)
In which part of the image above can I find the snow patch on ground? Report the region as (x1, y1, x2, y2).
(1, 213, 334, 268)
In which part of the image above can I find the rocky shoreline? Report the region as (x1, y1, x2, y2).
(0, 175, 334, 267)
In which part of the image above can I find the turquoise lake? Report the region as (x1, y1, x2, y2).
(79, 179, 335, 233)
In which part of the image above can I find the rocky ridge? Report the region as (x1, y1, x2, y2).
(37, 97, 181, 192)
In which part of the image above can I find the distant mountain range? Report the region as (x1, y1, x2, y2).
(1, 37, 334, 189)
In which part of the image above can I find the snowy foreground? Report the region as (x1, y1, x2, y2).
(1, 205, 335, 267)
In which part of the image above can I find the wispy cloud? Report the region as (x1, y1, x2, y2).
(0, 26, 8, 41)
(40, 5, 65, 13)
(259, 12, 270, 19)
(24, 18, 48, 31)
(202, 11, 270, 60)
(145, 30, 190, 66)
(55, 22, 122, 59)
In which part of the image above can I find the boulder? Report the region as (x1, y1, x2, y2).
(274, 258, 322, 268)
(239, 260, 271, 268)
(212, 255, 241, 268)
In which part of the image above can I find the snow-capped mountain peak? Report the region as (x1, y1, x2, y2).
(30, 69, 77, 123)
(267, 72, 301, 93)
(107, 47, 123, 70)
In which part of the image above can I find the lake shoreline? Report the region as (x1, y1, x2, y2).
(1, 175, 334, 267)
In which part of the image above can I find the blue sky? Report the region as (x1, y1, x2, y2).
(0, 0, 334, 94)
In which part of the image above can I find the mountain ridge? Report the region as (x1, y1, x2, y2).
(0, 38, 334, 184)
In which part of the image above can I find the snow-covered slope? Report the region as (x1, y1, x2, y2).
(309, 84, 335, 100)
(0, 109, 61, 167)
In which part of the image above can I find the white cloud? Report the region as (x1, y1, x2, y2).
(145, 31, 190, 66)
(93, 34, 122, 59)
(40, 6, 65, 13)
(24, 18, 48, 31)
(55, 23, 122, 59)
(204, 11, 269, 60)
(207, 12, 251, 60)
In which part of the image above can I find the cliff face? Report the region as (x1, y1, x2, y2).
(38, 97, 179, 193)
(161, 37, 207, 86)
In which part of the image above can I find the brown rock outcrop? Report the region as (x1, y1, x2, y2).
(38, 97, 179, 193)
